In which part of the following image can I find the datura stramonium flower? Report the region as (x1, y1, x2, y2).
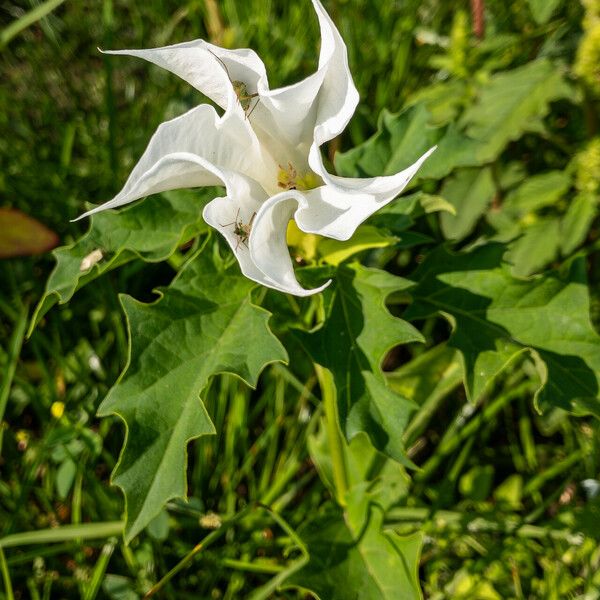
(78, 0, 435, 296)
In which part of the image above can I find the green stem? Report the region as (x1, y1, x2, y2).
(143, 507, 251, 598)
(314, 364, 348, 505)
(0, 302, 28, 457)
(0, 548, 14, 600)
(386, 507, 584, 545)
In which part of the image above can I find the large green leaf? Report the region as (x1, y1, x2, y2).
(334, 104, 488, 183)
(335, 61, 570, 185)
(460, 59, 571, 158)
(30, 189, 214, 333)
(405, 244, 600, 415)
(98, 247, 287, 541)
(287, 487, 423, 600)
(297, 264, 422, 465)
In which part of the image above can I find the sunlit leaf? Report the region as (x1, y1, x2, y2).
(440, 167, 495, 241)
(460, 59, 572, 157)
(30, 190, 213, 334)
(334, 104, 488, 183)
(318, 225, 399, 266)
(99, 247, 287, 541)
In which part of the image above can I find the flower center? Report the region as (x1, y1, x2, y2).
(277, 162, 322, 191)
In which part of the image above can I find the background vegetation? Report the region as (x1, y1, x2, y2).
(1, 0, 600, 598)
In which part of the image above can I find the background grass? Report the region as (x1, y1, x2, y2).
(1, 0, 600, 598)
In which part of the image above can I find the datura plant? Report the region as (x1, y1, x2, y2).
(31, 0, 600, 598)
(76, 0, 435, 296)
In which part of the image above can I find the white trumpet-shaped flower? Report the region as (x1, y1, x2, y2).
(77, 0, 435, 296)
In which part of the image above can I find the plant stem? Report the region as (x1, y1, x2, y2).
(0, 302, 28, 457)
(0, 548, 14, 600)
(314, 364, 348, 505)
(143, 507, 251, 598)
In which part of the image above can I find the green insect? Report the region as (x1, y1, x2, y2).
(221, 208, 256, 250)
(208, 49, 260, 118)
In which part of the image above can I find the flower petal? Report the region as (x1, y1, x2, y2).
(251, 0, 358, 155)
(302, 146, 437, 239)
(103, 41, 266, 119)
(204, 176, 329, 296)
(248, 193, 331, 297)
(252, 145, 435, 262)
(309, 0, 359, 147)
(75, 104, 268, 220)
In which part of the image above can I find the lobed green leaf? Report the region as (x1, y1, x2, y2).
(99, 247, 287, 541)
(406, 244, 600, 415)
(298, 264, 422, 465)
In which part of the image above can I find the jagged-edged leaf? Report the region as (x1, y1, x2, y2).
(30, 189, 214, 333)
(440, 167, 495, 241)
(98, 247, 287, 541)
(460, 59, 572, 157)
(297, 264, 423, 465)
(337, 61, 570, 185)
(335, 105, 438, 178)
(286, 487, 422, 600)
(0, 208, 59, 258)
(308, 421, 410, 511)
(405, 244, 600, 415)
(334, 105, 488, 183)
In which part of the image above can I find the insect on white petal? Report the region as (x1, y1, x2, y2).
(207, 49, 260, 118)
(220, 208, 256, 250)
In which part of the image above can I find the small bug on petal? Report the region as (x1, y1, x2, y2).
(208, 49, 260, 118)
(221, 208, 256, 250)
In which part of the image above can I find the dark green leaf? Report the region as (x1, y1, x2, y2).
(405, 244, 600, 415)
(287, 487, 422, 600)
(298, 264, 422, 464)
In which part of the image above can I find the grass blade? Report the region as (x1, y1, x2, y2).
(0, 522, 124, 549)
(0, 0, 67, 48)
